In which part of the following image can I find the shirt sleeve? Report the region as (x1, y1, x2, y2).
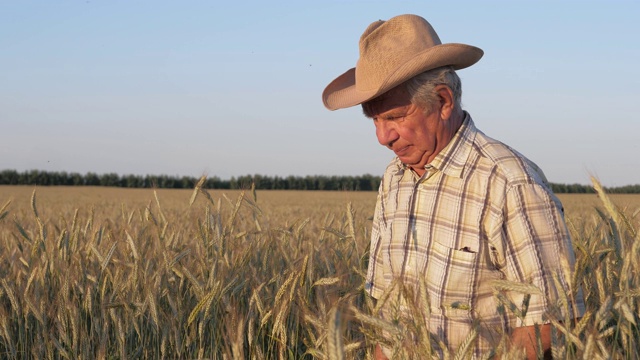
(365, 185, 386, 300)
(500, 182, 584, 327)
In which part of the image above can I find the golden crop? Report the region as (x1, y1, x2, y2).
(0, 183, 638, 359)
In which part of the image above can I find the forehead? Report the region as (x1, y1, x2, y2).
(362, 86, 412, 116)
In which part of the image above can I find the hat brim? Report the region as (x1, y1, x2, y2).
(322, 43, 483, 111)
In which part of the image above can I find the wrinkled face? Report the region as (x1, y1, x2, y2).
(364, 87, 445, 175)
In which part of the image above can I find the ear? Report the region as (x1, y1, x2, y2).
(435, 85, 455, 120)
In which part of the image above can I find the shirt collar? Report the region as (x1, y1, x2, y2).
(430, 112, 476, 179)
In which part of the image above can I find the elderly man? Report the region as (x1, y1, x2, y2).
(322, 14, 583, 359)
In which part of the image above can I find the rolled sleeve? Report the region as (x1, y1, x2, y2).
(365, 190, 386, 300)
(501, 182, 583, 327)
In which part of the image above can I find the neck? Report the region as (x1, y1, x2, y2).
(410, 108, 465, 176)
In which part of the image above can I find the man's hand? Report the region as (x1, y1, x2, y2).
(375, 324, 552, 359)
(374, 344, 389, 360)
(510, 323, 552, 359)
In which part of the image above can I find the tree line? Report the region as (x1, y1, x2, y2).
(0, 169, 380, 191)
(1, 169, 638, 193)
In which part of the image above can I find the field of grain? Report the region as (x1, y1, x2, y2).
(3, 185, 638, 222)
(0, 184, 638, 359)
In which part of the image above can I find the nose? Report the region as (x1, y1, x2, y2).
(375, 120, 399, 148)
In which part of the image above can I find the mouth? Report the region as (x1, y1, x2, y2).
(393, 145, 410, 156)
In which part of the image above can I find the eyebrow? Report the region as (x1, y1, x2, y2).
(364, 101, 410, 119)
(382, 111, 405, 118)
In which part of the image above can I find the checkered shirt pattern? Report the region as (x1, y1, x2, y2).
(365, 114, 585, 358)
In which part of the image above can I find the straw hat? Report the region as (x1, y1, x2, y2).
(322, 14, 483, 110)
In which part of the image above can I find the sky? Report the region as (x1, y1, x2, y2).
(1, 1, 639, 187)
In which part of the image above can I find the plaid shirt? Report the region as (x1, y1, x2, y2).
(366, 113, 584, 357)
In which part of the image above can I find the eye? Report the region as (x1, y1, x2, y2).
(385, 115, 405, 121)
(372, 114, 406, 123)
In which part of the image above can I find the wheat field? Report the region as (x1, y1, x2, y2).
(0, 183, 638, 359)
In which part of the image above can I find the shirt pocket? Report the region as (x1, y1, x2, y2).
(424, 241, 477, 319)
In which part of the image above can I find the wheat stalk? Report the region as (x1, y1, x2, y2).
(327, 306, 345, 360)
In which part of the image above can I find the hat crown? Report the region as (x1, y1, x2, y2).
(321, 14, 482, 111)
(356, 15, 442, 92)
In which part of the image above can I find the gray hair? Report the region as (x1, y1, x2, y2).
(405, 66, 462, 115)
(361, 66, 462, 118)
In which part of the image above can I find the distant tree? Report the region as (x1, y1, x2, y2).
(180, 176, 194, 189)
(550, 183, 566, 193)
(233, 175, 253, 189)
(70, 172, 84, 185)
(205, 176, 229, 189)
(24, 169, 51, 185)
(272, 176, 285, 190)
(85, 172, 100, 186)
(99, 173, 119, 187)
(0, 170, 19, 185)
(123, 174, 140, 188)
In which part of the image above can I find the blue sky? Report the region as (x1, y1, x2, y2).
(2, 1, 638, 186)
